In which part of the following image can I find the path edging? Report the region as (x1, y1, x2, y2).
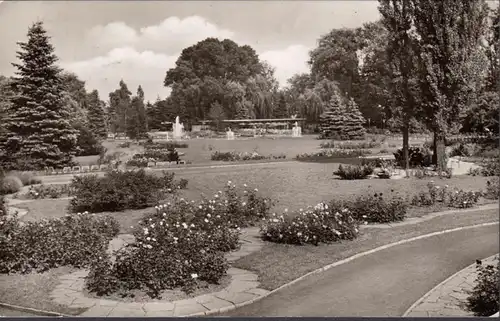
(186, 221, 499, 317)
(0, 302, 70, 317)
(403, 254, 499, 317)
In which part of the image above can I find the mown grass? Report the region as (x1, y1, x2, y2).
(234, 208, 499, 290)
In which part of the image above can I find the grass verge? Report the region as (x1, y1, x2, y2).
(234, 208, 499, 290)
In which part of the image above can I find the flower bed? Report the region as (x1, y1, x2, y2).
(143, 141, 188, 149)
(320, 140, 381, 149)
(261, 203, 359, 245)
(21, 184, 73, 199)
(296, 149, 371, 162)
(85, 183, 270, 298)
(0, 212, 119, 274)
(69, 169, 186, 213)
(410, 181, 481, 209)
(211, 151, 286, 162)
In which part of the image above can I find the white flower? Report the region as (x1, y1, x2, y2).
(242, 202, 246, 206)
(182, 223, 188, 229)
(199, 205, 203, 209)
(204, 218, 209, 223)
(191, 273, 198, 279)
(207, 214, 211, 218)
(146, 237, 151, 241)
(284, 208, 288, 212)
(254, 188, 258, 192)
(297, 232, 302, 236)
(243, 184, 247, 187)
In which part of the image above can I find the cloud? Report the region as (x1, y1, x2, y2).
(259, 45, 310, 88)
(86, 16, 235, 55)
(62, 47, 175, 101)
(65, 16, 311, 101)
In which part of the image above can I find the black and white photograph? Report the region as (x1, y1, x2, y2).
(0, 0, 498, 318)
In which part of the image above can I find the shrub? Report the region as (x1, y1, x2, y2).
(360, 158, 395, 168)
(25, 184, 73, 199)
(0, 176, 23, 195)
(178, 178, 188, 190)
(479, 156, 500, 177)
(393, 146, 433, 168)
(466, 262, 499, 316)
(261, 202, 359, 245)
(346, 192, 407, 223)
(69, 170, 183, 213)
(484, 177, 499, 200)
(333, 164, 374, 180)
(0, 196, 7, 218)
(118, 142, 131, 148)
(0, 213, 119, 274)
(449, 143, 473, 157)
(12, 172, 42, 186)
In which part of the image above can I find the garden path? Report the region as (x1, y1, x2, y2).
(49, 227, 271, 317)
(219, 223, 499, 316)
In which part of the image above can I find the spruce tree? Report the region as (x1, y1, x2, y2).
(319, 92, 366, 140)
(86, 89, 107, 139)
(0, 22, 78, 170)
(108, 80, 131, 134)
(274, 92, 288, 119)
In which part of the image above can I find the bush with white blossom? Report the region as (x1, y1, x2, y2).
(85, 182, 272, 298)
(260, 202, 359, 245)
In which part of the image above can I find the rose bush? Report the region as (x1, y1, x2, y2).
(261, 202, 359, 245)
(85, 182, 272, 298)
(411, 181, 481, 209)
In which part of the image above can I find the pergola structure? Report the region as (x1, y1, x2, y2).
(198, 118, 306, 130)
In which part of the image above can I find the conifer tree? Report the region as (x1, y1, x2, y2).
(0, 21, 78, 170)
(86, 89, 107, 139)
(274, 92, 288, 118)
(319, 92, 366, 140)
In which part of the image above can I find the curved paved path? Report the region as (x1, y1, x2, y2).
(220, 224, 499, 317)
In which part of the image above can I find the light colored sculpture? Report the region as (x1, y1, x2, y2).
(227, 127, 235, 140)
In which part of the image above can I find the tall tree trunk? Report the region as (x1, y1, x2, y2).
(435, 130, 447, 172)
(402, 118, 410, 176)
(432, 131, 437, 165)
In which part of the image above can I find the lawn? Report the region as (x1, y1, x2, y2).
(73, 134, 430, 167)
(18, 162, 492, 231)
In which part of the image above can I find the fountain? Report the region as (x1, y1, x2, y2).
(226, 127, 235, 140)
(292, 121, 302, 138)
(172, 116, 184, 140)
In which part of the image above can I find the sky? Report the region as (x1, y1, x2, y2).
(0, 1, 382, 102)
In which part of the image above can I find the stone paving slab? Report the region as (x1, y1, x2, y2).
(49, 226, 268, 317)
(405, 254, 499, 317)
